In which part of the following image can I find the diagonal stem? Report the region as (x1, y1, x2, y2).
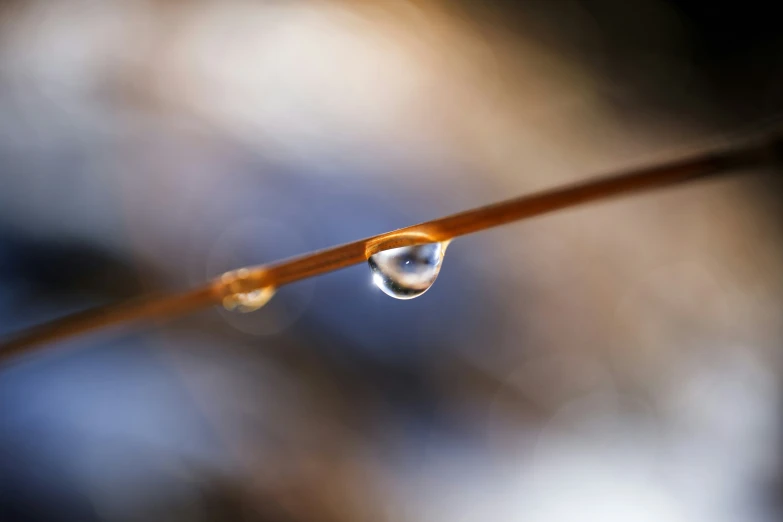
(1, 135, 779, 364)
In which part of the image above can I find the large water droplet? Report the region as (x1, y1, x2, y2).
(368, 242, 445, 299)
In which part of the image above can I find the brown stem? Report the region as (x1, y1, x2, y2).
(1, 136, 778, 364)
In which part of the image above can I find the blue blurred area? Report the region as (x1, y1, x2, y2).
(0, 112, 511, 520)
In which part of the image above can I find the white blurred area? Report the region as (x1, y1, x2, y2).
(1, 1, 782, 521)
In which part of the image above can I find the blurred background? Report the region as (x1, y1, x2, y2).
(1, 1, 782, 520)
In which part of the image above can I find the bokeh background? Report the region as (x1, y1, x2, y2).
(1, 1, 782, 520)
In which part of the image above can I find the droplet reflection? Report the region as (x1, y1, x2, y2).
(368, 242, 445, 299)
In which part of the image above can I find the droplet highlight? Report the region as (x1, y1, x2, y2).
(368, 242, 445, 299)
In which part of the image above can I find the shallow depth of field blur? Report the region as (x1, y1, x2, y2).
(1, 1, 783, 521)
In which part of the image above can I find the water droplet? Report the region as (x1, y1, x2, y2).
(368, 242, 445, 299)
(223, 286, 276, 313)
(220, 268, 275, 313)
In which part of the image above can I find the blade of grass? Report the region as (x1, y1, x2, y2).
(1, 135, 779, 364)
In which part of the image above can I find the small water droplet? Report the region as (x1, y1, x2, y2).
(223, 286, 276, 313)
(220, 268, 275, 313)
(368, 242, 445, 299)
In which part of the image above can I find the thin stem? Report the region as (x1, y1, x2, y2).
(1, 136, 779, 363)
